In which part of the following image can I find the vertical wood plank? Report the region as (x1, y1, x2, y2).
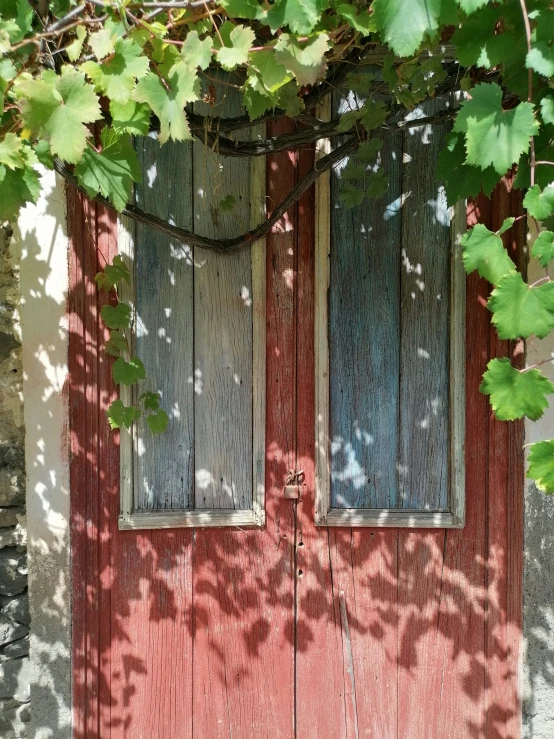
(134, 136, 195, 510)
(329, 112, 402, 509)
(193, 79, 253, 510)
(398, 103, 451, 509)
(191, 117, 295, 739)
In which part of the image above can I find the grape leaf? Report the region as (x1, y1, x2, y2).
(515, 126, 554, 190)
(437, 134, 500, 206)
(480, 358, 554, 421)
(532, 231, 554, 267)
(336, 4, 373, 34)
(340, 183, 365, 208)
(16, 69, 101, 164)
(101, 302, 131, 329)
(141, 391, 160, 411)
(112, 356, 146, 385)
(498, 217, 515, 235)
(107, 400, 141, 430)
(527, 43, 554, 77)
(360, 101, 388, 131)
(220, 0, 261, 19)
(453, 83, 539, 174)
(67, 26, 87, 63)
(461, 224, 516, 285)
(365, 169, 389, 198)
(0, 133, 24, 169)
(248, 50, 291, 94)
(0, 163, 40, 221)
(356, 139, 383, 164)
(82, 38, 150, 104)
(528, 440, 554, 493)
(277, 82, 305, 117)
(147, 409, 169, 434)
(243, 85, 275, 120)
(372, 0, 441, 57)
(89, 29, 116, 60)
(95, 254, 131, 291)
(181, 31, 213, 70)
(489, 272, 554, 339)
(105, 330, 127, 357)
(134, 67, 199, 144)
(265, 0, 326, 35)
(219, 194, 236, 212)
(74, 129, 141, 212)
(110, 100, 151, 136)
(216, 25, 255, 70)
(455, 0, 489, 13)
(524, 185, 554, 221)
(540, 96, 554, 126)
(275, 33, 329, 86)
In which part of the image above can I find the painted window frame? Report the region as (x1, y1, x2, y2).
(117, 153, 266, 531)
(314, 100, 466, 529)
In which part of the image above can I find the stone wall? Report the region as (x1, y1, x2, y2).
(0, 224, 30, 739)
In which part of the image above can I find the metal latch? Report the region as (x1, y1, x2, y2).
(284, 469, 304, 500)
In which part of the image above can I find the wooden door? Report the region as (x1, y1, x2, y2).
(68, 117, 523, 738)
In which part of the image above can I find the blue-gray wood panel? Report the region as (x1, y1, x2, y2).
(329, 100, 451, 510)
(135, 136, 195, 509)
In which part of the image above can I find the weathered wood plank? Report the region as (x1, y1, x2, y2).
(398, 102, 451, 510)
(134, 136, 195, 510)
(329, 101, 402, 509)
(193, 79, 253, 510)
(191, 118, 295, 739)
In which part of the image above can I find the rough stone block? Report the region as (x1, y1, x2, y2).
(0, 657, 31, 701)
(1, 592, 30, 625)
(0, 615, 27, 647)
(0, 508, 23, 527)
(1, 634, 29, 660)
(0, 469, 24, 507)
(0, 549, 26, 596)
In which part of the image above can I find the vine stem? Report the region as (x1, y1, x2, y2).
(519, 0, 536, 186)
(522, 357, 554, 372)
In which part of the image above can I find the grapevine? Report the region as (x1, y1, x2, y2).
(3, 0, 554, 490)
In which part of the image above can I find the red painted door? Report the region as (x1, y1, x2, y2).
(69, 129, 523, 738)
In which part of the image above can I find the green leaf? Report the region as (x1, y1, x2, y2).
(337, 109, 362, 133)
(107, 399, 141, 430)
(540, 96, 554, 126)
(95, 254, 130, 291)
(88, 28, 116, 60)
(356, 139, 383, 164)
(243, 86, 275, 120)
(340, 183, 365, 208)
(101, 302, 131, 329)
(112, 356, 146, 386)
(524, 185, 554, 221)
(141, 391, 160, 411)
(527, 43, 554, 77)
(372, 0, 441, 57)
(489, 272, 554, 339)
(147, 409, 169, 434)
(528, 440, 554, 493)
(75, 129, 141, 212)
(365, 169, 389, 199)
(0, 163, 40, 222)
(216, 25, 255, 71)
(66, 26, 87, 63)
(219, 194, 236, 212)
(220, 0, 261, 19)
(277, 82, 305, 117)
(275, 33, 330, 86)
(455, 0, 488, 13)
(181, 31, 213, 70)
(480, 358, 554, 421)
(110, 100, 151, 136)
(337, 4, 372, 34)
(0, 133, 25, 170)
(105, 330, 127, 357)
(248, 50, 291, 94)
(134, 67, 199, 144)
(82, 38, 150, 104)
(360, 101, 388, 131)
(498, 217, 515, 235)
(453, 83, 539, 175)
(265, 0, 327, 35)
(532, 231, 554, 268)
(461, 224, 516, 285)
(16, 69, 101, 164)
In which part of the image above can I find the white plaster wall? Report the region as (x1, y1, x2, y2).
(522, 254, 554, 738)
(14, 171, 71, 739)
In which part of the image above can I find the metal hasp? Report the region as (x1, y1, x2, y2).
(284, 469, 304, 499)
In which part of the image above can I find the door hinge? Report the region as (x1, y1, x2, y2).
(284, 469, 304, 499)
